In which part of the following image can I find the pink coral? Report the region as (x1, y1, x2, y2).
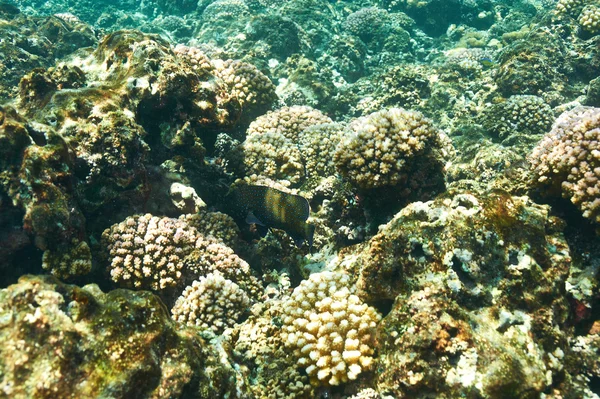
(529, 106, 600, 222)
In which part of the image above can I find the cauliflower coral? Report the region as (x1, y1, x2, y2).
(529, 106, 600, 222)
(280, 271, 381, 386)
(334, 107, 446, 189)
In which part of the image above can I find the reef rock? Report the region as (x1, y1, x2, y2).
(330, 188, 576, 397)
(0, 275, 241, 398)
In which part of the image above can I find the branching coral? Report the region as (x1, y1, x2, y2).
(238, 131, 306, 185)
(171, 271, 250, 334)
(479, 95, 554, 141)
(280, 271, 381, 386)
(102, 213, 262, 298)
(529, 106, 600, 223)
(297, 123, 345, 181)
(102, 214, 198, 291)
(179, 211, 241, 249)
(580, 5, 600, 34)
(246, 106, 332, 141)
(41, 239, 92, 279)
(334, 107, 446, 189)
(212, 59, 277, 119)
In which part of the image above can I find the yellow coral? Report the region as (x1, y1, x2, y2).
(579, 5, 600, 34)
(280, 271, 381, 386)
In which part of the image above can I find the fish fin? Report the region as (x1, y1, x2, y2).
(257, 225, 269, 238)
(306, 223, 316, 250)
(299, 197, 311, 221)
(290, 235, 305, 248)
(245, 211, 266, 226)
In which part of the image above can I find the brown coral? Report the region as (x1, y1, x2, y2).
(334, 107, 447, 190)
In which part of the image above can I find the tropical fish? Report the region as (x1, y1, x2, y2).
(227, 184, 315, 247)
(480, 58, 496, 68)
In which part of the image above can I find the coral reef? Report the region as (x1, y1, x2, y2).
(494, 28, 573, 99)
(556, 0, 600, 36)
(333, 108, 448, 190)
(330, 189, 576, 397)
(0, 8, 97, 99)
(0, 105, 87, 268)
(0, 275, 241, 398)
(171, 271, 250, 334)
(178, 211, 241, 249)
(1, 0, 600, 397)
(280, 271, 381, 386)
(529, 106, 600, 223)
(478, 95, 554, 142)
(231, 292, 315, 399)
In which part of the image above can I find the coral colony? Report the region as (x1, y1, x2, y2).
(2, 0, 600, 398)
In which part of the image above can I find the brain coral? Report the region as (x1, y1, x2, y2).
(334, 107, 446, 189)
(171, 271, 250, 334)
(280, 271, 381, 386)
(529, 106, 600, 222)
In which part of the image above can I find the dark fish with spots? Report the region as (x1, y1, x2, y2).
(227, 184, 315, 247)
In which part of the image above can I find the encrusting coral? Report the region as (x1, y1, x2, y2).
(331, 189, 574, 397)
(529, 106, 600, 223)
(230, 277, 315, 399)
(280, 271, 381, 386)
(0, 275, 241, 398)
